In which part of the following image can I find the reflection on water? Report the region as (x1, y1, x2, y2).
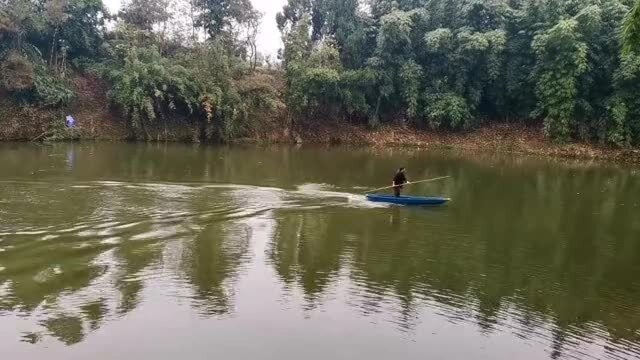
(1, 143, 640, 359)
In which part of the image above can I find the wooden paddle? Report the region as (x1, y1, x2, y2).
(363, 176, 451, 194)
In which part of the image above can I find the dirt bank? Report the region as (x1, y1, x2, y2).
(247, 122, 640, 165)
(2, 75, 639, 164)
(0, 75, 127, 141)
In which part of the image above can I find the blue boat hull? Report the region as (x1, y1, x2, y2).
(366, 194, 450, 206)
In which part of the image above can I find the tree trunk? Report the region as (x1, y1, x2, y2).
(50, 28, 58, 70)
(370, 93, 383, 128)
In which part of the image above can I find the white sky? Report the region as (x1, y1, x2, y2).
(102, 0, 286, 56)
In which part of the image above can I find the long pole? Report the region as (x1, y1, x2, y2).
(363, 176, 450, 194)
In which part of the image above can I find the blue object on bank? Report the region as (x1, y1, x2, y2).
(65, 115, 76, 128)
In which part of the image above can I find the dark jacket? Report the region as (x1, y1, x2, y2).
(393, 172, 407, 185)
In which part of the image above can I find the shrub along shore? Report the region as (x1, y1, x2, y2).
(2, 0, 640, 164)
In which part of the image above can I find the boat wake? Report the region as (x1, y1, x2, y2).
(82, 180, 388, 210)
(292, 183, 387, 209)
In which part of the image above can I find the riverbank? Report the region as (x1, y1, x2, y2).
(2, 79, 639, 164)
(247, 122, 640, 165)
(3, 111, 640, 164)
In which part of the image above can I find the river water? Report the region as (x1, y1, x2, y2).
(1, 142, 640, 360)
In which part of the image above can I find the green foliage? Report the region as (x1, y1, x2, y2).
(0, 51, 35, 91)
(424, 93, 472, 130)
(59, 0, 108, 57)
(0, 0, 279, 142)
(424, 28, 453, 52)
(118, 0, 169, 30)
(338, 67, 378, 116)
(622, 0, 640, 55)
(0, 0, 44, 62)
(377, 10, 414, 56)
(613, 53, 640, 145)
(196, 0, 256, 43)
(103, 45, 200, 129)
(0, 57, 74, 106)
(279, 0, 640, 146)
(43, 114, 82, 141)
(3, 0, 640, 146)
(182, 42, 254, 140)
(0, 0, 104, 108)
(532, 19, 588, 142)
(399, 60, 422, 118)
(607, 96, 629, 147)
(33, 64, 74, 106)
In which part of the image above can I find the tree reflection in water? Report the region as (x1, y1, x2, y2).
(0, 143, 639, 359)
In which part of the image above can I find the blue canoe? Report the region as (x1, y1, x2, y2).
(366, 194, 450, 206)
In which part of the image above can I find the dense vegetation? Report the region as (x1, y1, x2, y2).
(1, 0, 640, 146)
(0, 0, 281, 140)
(278, 0, 640, 146)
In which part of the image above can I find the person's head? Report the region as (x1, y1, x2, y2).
(398, 167, 405, 173)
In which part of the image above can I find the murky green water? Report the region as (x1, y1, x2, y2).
(1, 143, 640, 359)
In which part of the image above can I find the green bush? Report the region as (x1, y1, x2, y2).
(33, 65, 74, 106)
(0, 52, 35, 91)
(103, 45, 201, 129)
(277, 0, 640, 145)
(423, 93, 472, 130)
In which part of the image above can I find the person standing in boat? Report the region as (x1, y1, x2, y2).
(392, 167, 409, 197)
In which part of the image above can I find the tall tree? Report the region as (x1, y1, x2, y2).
(622, 0, 640, 54)
(119, 0, 170, 31)
(277, 0, 640, 144)
(196, 0, 255, 41)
